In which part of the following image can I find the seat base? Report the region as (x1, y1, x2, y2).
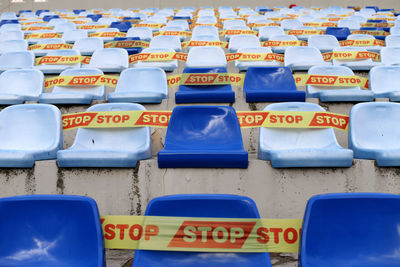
(245, 91, 305, 102)
(57, 150, 140, 167)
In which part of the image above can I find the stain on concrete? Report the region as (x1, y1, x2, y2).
(25, 168, 36, 194)
(130, 162, 142, 215)
(56, 168, 65, 194)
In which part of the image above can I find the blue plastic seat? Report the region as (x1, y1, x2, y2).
(0, 39, 27, 54)
(176, 67, 235, 103)
(337, 19, 361, 30)
(73, 9, 86, 14)
(133, 47, 178, 72)
(108, 67, 167, 103)
(87, 14, 102, 22)
(0, 30, 24, 41)
(325, 27, 351, 41)
(308, 35, 340, 53)
(73, 37, 103, 56)
(300, 193, 400, 267)
(127, 27, 153, 42)
(385, 35, 400, 47)
(54, 22, 76, 33)
(281, 19, 303, 30)
(86, 48, 129, 73)
(35, 9, 50, 16)
(285, 46, 331, 70)
(132, 194, 271, 267)
(149, 36, 182, 52)
(110, 21, 132, 32)
(243, 67, 305, 102)
(359, 27, 389, 40)
(0, 104, 61, 167)
(0, 69, 43, 104)
(58, 103, 151, 167)
(349, 102, 400, 166)
(0, 51, 34, 72)
(42, 15, 59, 22)
(228, 34, 261, 52)
(0, 194, 104, 266)
(380, 47, 400, 65)
(40, 68, 105, 104)
(35, 49, 81, 74)
(235, 47, 280, 71)
(158, 106, 248, 168)
(258, 102, 353, 168)
(186, 46, 227, 68)
(192, 25, 219, 38)
(307, 65, 374, 102)
(62, 29, 88, 43)
(369, 65, 400, 100)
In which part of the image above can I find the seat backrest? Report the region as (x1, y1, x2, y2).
(186, 46, 227, 68)
(0, 30, 24, 41)
(0, 40, 27, 53)
(0, 51, 34, 69)
(127, 27, 153, 40)
(63, 29, 88, 42)
(223, 19, 247, 29)
(0, 104, 61, 151)
(37, 38, 65, 44)
(301, 193, 400, 267)
(229, 34, 261, 52)
(53, 68, 104, 96)
(308, 35, 340, 50)
(73, 37, 104, 52)
(347, 33, 375, 40)
(369, 65, 400, 95)
(390, 27, 400, 35)
(0, 23, 21, 32)
(244, 66, 296, 92)
(54, 22, 76, 33)
(258, 26, 285, 40)
(190, 34, 220, 42)
(0, 195, 104, 266)
(89, 48, 129, 68)
(385, 35, 400, 47)
(268, 34, 297, 42)
(149, 35, 181, 51)
(349, 102, 400, 151)
(0, 69, 43, 97)
(380, 47, 400, 64)
(115, 67, 167, 95)
(259, 103, 340, 150)
(338, 19, 361, 29)
(325, 27, 351, 41)
(166, 20, 189, 30)
(281, 19, 303, 30)
(72, 103, 151, 150)
(192, 25, 219, 37)
(284, 46, 324, 65)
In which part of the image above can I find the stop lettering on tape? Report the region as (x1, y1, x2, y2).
(44, 75, 119, 89)
(293, 74, 369, 90)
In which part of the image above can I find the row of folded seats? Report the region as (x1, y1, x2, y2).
(2, 102, 400, 168)
(3, 64, 400, 105)
(1, 193, 398, 267)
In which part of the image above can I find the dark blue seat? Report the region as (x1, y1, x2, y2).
(43, 15, 59, 22)
(110, 21, 132, 32)
(360, 27, 389, 40)
(380, 9, 394, 12)
(325, 27, 351, 41)
(0, 195, 105, 267)
(132, 194, 271, 267)
(300, 193, 400, 267)
(87, 14, 102, 22)
(0, 20, 18, 26)
(176, 67, 235, 103)
(366, 19, 386, 23)
(35, 9, 49, 16)
(158, 106, 248, 168)
(243, 67, 305, 102)
(19, 10, 32, 14)
(73, 9, 86, 15)
(173, 16, 191, 21)
(113, 37, 142, 55)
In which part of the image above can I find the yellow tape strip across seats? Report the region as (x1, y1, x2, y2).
(29, 43, 74, 50)
(322, 51, 380, 61)
(339, 39, 385, 47)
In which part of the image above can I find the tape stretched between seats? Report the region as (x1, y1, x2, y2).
(303, 22, 338, 27)
(134, 23, 164, 28)
(322, 51, 380, 61)
(339, 39, 385, 47)
(181, 41, 229, 48)
(44, 75, 118, 89)
(220, 29, 258, 35)
(351, 30, 390, 36)
(88, 32, 127, 38)
(35, 55, 90, 65)
(293, 74, 369, 89)
(286, 30, 326, 35)
(261, 40, 308, 47)
(77, 25, 110, 30)
(154, 31, 192, 37)
(225, 53, 284, 62)
(28, 43, 74, 50)
(129, 52, 187, 63)
(104, 40, 150, 48)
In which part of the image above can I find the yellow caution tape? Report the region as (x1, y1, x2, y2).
(190, 23, 223, 29)
(44, 75, 118, 89)
(22, 26, 53, 31)
(220, 29, 258, 35)
(154, 31, 192, 37)
(293, 74, 369, 90)
(129, 52, 187, 63)
(88, 32, 127, 38)
(28, 43, 74, 50)
(262, 40, 308, 47)
(20, 21, 44, 25)
(77, 24, 110, 30)
(286, 30, 326, 35)
(178, 73, 245, 86)
(339, 39, 385, 47)
(322, 51, 380, 61)
(25, 32, 62, 39)
(181, 40, 229, 48)
(104, 40, 150, 48)
(71, 20, 90, 25)
(361, 22, 393, 27)
(134, 23, 164, 28)
(225, 53, 284, 62)
(35, 55, 87, 65)
(303, 22, 338, 27)
(351, 30, 389, 36)
(248, 23, 280, 28)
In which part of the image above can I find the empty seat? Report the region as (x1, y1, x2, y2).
(73, 37, 104, 56)
(110, 21, 132, 32)
(284, 46, 331, 70)
(243, 67, 305, 102)
(347, 34, 382, 52)
(95, 28, 121, 42)
(369, 65, 400, 100)
(307, 65, 374, 102)
(133, 48, 178, 72)
(235, 47, 280, 71)
(31, 38, 67, 57)
(325, 27, 351, 41)
(385, 35, 400, 48)
(63, 29, 88, 43)
(268, 34, 298, 54)
(149, 36, 181, 52)
(192, 25, 219, 38)
(0, 69, 43, 104)
(258, 102, 353, 167)
(0, 23, 21, 32)
(186, 46, 227, 68)
(166, 20, 189, 31)
(349, 102, 400, 166)
(0, 51, 34, 72)
(108, 67, 167, 103)
(228, 34, 261, 52)
(132, 194, 271, 267)
(0, 104, 62, 167)
(300, 193, 400, 267)
(35, 49, 81, 74)
(0, 195, 104, 265)
(54, 22, 76, 33)
(223, 19, 247, 29)
(308, 35, 340, 53)
(332, 47, 379, 70)
(338, 19, 361, 30)
(48, 18, 67, 26)
(57, 103, 151, 167)
(160, 26, 187, 41)
(390, 27, 400, 35)
(380, 47, 400, 65)
(0, 39, 28, 54)
(127, 27, 153, 41)
(176, 67, 235, 103)
(0, 30, 24, 41)
(281, 19, 303, 30)
(85, 48, 128, 73)
(39, 68, 105, 104)
(158, 106, 248, 168)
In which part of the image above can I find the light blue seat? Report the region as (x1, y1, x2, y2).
(349, 102, 400, 166)
(149, 36, 181, 52)
(224, 25, 251, 41)
(293, 26, 317, 41)
(268, 34, 297, 53)
(48, 18, 68, 26)
(332, 47, 380, 70)
(308, 35, 340, 53)
(195, 15, 217, 24)
(390, 27, 400, 35)
(97, 17, 117, 25)
(235, 47, 280, 71)
(228, 34, 261, 52)
(0, 39, 27, 54)
(166, 20, 189, 31)
(0, 69, 43, 104)
(186, 46, 227, 68)
(0, 23, 21, 32)
(62, 29, 88, 43)
(0, 30, 24, 41)
(284, 46, 331, 70)
(133, 48, 178, 72)
(160, 26, 186, 41)
(192, 25, 219, 38)
(72, 37, 103, 56)
(132, 194, 271, 267)
(35, 49, 81, 74)
(54, 22, 76, 33)
(95, 28, 120, 42)
(158, 106, 248, 168)
(385, 35, 400, 47)
(0, 194, 105, 266)
(57, 103, 151, 167)
(307, 65, 374, 102)
(258, 102, 353, 168)
(32, 38, 66, 57)
(86, 48, 128, 73)
(108, 67, 167, 103)
(40, 68, 105, 104)
(281, 19, 303, 30)
(222, 19, 247, 29)
(369, 65, 400, 100)
(0, 104, 62, 167)
(300, 193, 400, 267)
(338, 18, 361, 30)
(127, 27, 153, 41)
(380, 47, 400, 65)
(0, 51, 34, 72)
